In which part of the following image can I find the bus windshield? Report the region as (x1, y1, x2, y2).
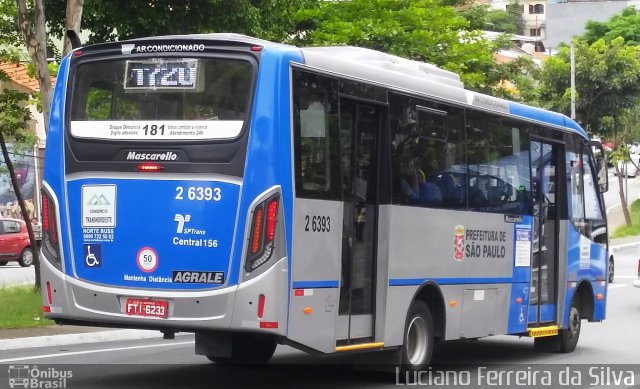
(69, 57, 253, 141)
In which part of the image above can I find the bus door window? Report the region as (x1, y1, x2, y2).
(530, 141, 559, 319)
(338, 99, 379, 328)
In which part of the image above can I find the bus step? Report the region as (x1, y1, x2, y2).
(527, 325, 559, 338)
(335, 342, 385, 352)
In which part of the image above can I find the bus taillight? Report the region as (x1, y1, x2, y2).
(246, 194, 280, 272)
(265, 198, 279, 243)
(41, 191, 61, 268)
(250, 206, 264, 255)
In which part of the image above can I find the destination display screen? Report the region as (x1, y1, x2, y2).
(124, 59, 199, 90)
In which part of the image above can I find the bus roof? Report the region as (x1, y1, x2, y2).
(74, 33, 588, 139)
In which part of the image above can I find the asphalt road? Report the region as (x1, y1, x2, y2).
(0, 261, 34, 287)
(0, 247, 638, 388)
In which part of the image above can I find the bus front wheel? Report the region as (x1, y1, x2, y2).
(401, 300, 434, 371)
(534, 299, 581, 353)
(207, 333, 277, 365)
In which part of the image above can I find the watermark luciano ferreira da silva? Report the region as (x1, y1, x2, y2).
(396, 366, 636, 387)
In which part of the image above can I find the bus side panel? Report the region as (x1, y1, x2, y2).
(507, 282, 530, 334)
(228, 47, 304, 329)
(554, 221, 569, 327)
(43, 56, 72, 272)
(561, 223, 607, 328)
(287, 199, 342, 353)
(385, 207, 530, 343)
(383, 285, 419, 347)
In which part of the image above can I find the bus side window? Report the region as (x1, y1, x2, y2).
(583, 152, 607, 244)
(566, 140, 586, 232)
(465, 112, 531, 215)
(292, 70, 340, 200)
(389, 93, 465, 209)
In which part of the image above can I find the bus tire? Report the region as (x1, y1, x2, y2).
(558, 300, 581, 353)
(0, 261, 7, 266)
(18, 248, 33, 267)
(207, 333, 277, 365)
(401, 300, 434, 371)
(533, 298, 581, 353)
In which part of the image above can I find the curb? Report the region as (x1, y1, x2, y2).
(611, 241, 640, 251)
(0, 329, 167, 351)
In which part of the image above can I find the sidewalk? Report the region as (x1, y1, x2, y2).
(0, 325, 165, 351)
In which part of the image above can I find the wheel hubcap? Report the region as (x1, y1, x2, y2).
(568, 307, 580, 339)
(23, 251, 33, 265)
(406, 316, 428, 366)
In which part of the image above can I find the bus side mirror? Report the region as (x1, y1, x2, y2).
(590, 140, 608, 193)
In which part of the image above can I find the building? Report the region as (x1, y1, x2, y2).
(545, 0, 638, 51)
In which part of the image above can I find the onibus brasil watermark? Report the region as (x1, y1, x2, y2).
(8, 365, 72, 389)
(397, 366, 636, 387)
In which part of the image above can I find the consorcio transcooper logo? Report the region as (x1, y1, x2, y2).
(454, 225, 465, 262)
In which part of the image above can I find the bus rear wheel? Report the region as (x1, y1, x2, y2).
(401, 300, 434, 371)
(207, 333, 277, 365)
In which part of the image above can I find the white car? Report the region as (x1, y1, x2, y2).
(630, 143, 640, 154)
(616, 154, 640, 177)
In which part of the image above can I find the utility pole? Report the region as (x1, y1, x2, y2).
(570, 43, 576, 120)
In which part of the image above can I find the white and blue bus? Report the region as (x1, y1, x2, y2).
(39, 34, 609, 368)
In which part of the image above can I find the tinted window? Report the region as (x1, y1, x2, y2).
(293, 70, 341, 200)
(70, 57, 253, 141)
(390, 93, 465, 208)
(466, 111, 532, 214)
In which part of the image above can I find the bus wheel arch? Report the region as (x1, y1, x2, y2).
(413, 282, 446, 341)
(574, 280, 594, 321)
(401, 282, 445, 371)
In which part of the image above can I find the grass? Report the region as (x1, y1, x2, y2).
(612, 199, 640, 238)
(0, 285, 53, 329)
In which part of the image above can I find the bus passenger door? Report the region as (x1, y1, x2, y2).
(337, 99, 380, 344)
(529, 141, 561, 324)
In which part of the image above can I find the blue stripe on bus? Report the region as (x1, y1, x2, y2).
(227, 45, 305, 287)
(292, 280, 340, 289)
(388, 277, 515, 286)
(44, 54, 72, 272)
(508, 102, 588, 138)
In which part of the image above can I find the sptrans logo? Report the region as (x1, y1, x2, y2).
(8, 365, 72, 388)
(454, 225, 465, 262)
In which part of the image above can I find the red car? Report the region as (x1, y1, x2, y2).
(0, 218, 34, 267)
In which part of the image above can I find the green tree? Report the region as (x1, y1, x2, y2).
(583, 7, 640, 45)
(537, 38, 640, 226)
(0, 0, 41, 287)
(294, 0, 497, 90)
(44, 0, 316, 47)
(459, 4, 519, 34)
(537, 38, 640, 133)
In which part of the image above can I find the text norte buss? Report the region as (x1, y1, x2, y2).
(39, 34, 610, 369)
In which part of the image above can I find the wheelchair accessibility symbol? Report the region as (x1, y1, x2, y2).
(83, 244, 102, 268)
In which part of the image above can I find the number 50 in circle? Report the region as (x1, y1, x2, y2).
(137, 247, 159, 273)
